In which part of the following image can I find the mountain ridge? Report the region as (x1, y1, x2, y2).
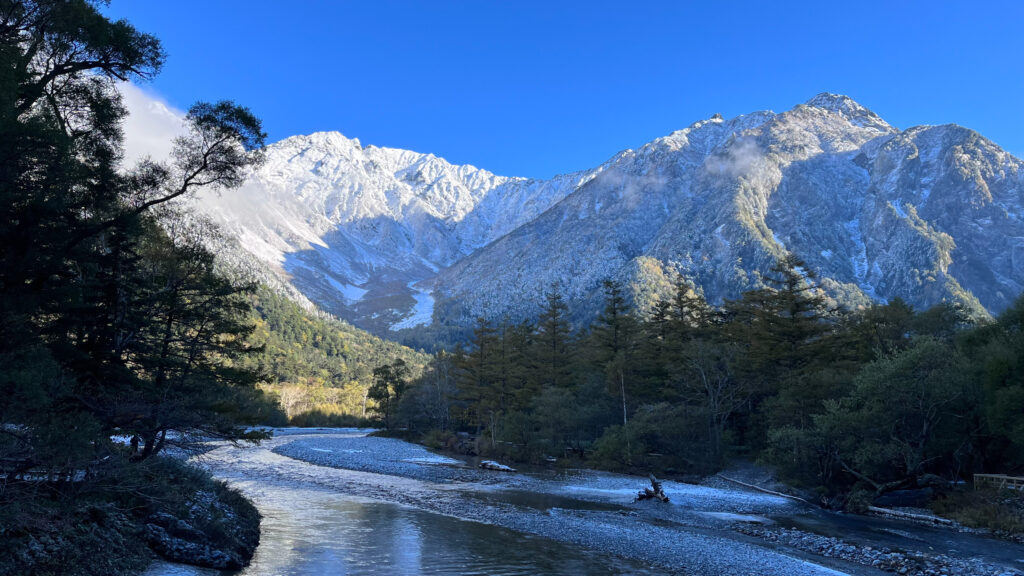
(186, 93, 1024, 340)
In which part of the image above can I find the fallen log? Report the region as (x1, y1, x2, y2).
(636, 474, 670, 503)
(866, 506, 954, 526)
(715, 474, 813, 506)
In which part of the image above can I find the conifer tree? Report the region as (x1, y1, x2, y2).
(369, 359, 410, 430)
(637, 298, 674, 398)
(670, 278, 715, 333)
(592, 280, 640, 461)
(456, 318, 501, 439)
(502, 320, 537, 412)
(535, 283, 571, 388)
(724, 255, 831, 448)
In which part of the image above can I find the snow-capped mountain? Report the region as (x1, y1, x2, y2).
(191, 94, 1024, 337)
(189, 131, 600, 333)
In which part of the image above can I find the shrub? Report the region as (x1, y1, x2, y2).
(930, 490, 1024, 535)
(288, 409, 375, 428)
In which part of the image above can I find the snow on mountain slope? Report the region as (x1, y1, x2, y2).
(188, 131, 596, 333)
(431, 94, 1024, 328)
(187, 93, 1024, 337)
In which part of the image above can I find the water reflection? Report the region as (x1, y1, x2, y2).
(147, 480, 659, 576)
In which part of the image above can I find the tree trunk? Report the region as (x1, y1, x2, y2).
(489, 411, 497, 450)
(620, 370, 631, 466)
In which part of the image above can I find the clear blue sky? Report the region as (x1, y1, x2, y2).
(103, 1, 1024, 179)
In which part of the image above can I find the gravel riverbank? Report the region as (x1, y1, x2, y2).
(738, 525, 1018, 576)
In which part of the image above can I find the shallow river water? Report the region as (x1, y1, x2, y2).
(149, 481, 658, 575)
(144, 428, 1024, 576)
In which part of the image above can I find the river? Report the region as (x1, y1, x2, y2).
(144, 429, 1023, 576)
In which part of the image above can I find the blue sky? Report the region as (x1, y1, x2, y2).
(103, 1, 1024, 179)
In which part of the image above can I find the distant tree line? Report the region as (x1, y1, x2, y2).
(393, 255, 1024, 507)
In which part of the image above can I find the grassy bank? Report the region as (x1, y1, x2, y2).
(931, 489, 1024, 540)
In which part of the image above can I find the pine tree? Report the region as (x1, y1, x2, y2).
(535, 284, 572, 388)
(670, 278, 714, 333)
(637, 298, 674, 398)
(369, 359, 410, 430)
(725, 255, 831, 448)
(503, 320, 537, 412)
(591, 279, 640, 463)
(456, 318, 501, 439)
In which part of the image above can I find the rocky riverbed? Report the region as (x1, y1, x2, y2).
(147, 428, 1024, 576)
(1, 457, 259, 576)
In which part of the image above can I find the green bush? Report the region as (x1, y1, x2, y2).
(590, 404, 723, 475)
(421, 429, 459, 451)
(844, 488, 875, 513)
(591, 425, 646, 471)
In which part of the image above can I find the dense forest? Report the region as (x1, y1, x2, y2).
(243, 289, 428, 425)
(392, 255, 1024, 510)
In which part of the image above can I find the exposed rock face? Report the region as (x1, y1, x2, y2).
(190, 94, 1024, 336)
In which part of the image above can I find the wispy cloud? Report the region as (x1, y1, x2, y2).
(118, 82, 186, 166)
(703, 136, 764, 179)
(592, 166, 667, 210)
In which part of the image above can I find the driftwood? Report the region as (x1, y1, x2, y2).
(715, 474, 813, 506)
(636, 474, 669, 503)
(479, 460, 516, 472)
(866, 506, 954, 526)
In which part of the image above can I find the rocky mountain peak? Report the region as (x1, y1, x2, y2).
(803, 92, 868, 114)
(800, 93, 892, 132)
(189, 95, 1024, 342)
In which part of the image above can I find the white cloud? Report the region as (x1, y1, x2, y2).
(118, 82, 186, 166)
(703, 136, 764, 180)
(592, 167, 667, 210)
